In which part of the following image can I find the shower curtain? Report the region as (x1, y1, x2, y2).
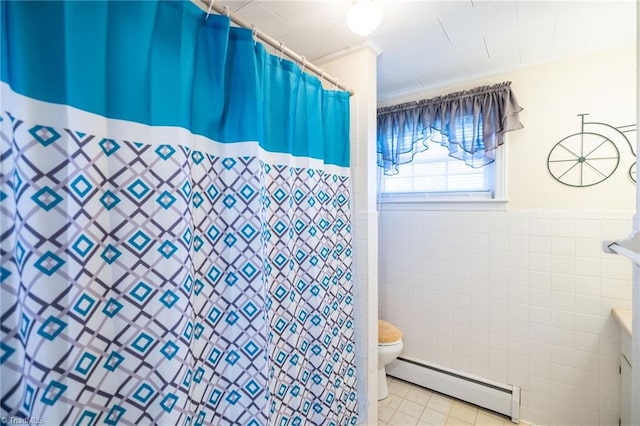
(0, 1, 358, 425)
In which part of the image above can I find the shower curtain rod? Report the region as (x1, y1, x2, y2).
(197, 0, 354, 96)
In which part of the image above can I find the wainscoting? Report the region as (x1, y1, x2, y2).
(379, 209, 633, 425)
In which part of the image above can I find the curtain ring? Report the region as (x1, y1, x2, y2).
(251, 24, 258, 46)
(300, 56, 306, 74)
(278, 42, 285, 62)
(223, 5, 230, 17)
(206, 0, 214, 20)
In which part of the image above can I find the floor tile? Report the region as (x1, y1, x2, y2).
(419, 407, 448, 426)
(378, 403, 396, 422)
(449, 401, 479, 424)
(475, 410, 507, 426)
(378, 376, 518, 426)
(388, 379, 412, 398)
(426, 394, 454, 415)
(397, 398, 426, 419)
(389, 410, 420, 426)
(445, 417, 474, 426)
(405, 386, 433, 406)
(380, 393, 403, 410)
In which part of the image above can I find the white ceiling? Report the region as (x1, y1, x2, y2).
(213, 1, 636, 100)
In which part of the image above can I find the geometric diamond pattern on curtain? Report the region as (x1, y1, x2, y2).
(262, 164, 358, 425)
(0, 111, 358, 425)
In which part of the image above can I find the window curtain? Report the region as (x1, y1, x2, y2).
(0, 1, 359, 425)
(377, 81, 524, 175)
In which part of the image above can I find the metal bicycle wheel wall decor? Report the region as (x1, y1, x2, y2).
(547, 113, 637, 187)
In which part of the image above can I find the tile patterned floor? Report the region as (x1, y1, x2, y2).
(377, 377, 520, 426)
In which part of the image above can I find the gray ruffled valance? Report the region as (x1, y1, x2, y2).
(377, 81, 524, 175)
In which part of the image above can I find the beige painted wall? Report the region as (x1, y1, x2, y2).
(380, 45, 637, 211)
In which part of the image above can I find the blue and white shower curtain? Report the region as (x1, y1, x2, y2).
(0, 2, 358, 425)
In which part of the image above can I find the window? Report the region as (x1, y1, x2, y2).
(376, 82, 522, 208)
(378, 117, 506, 207)
(379, 140, 496, 199)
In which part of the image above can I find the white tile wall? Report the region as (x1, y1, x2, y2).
(379, 209, 634, 426)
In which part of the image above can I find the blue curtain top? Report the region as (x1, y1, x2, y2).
(0, 0, 350, 168)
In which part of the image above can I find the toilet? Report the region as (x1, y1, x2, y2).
(377, 319, 403, 400)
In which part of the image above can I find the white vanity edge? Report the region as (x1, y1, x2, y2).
(612, 307, 632, 337)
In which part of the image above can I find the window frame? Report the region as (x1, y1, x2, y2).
(377, 141, 508, 211)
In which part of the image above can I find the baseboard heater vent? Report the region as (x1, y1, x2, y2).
(386, 357, 520, 423)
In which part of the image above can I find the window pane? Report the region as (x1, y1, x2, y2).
(380, 139, 493, 195)
(383, 177, 413, 192)
(413, 162, 446, 176)
(414, 176, 447, 192)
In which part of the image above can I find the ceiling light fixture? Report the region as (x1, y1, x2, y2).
(346, 0, 382, 37)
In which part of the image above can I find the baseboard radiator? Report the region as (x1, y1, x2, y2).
(386, 357, 521, 423)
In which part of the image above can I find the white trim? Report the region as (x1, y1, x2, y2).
(379, 190, 493, 201)
(378, 199, 508, 211)
(495, 141, 507, 200)
(313, 40, 382, 65)
(1, 82, 351, 177)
